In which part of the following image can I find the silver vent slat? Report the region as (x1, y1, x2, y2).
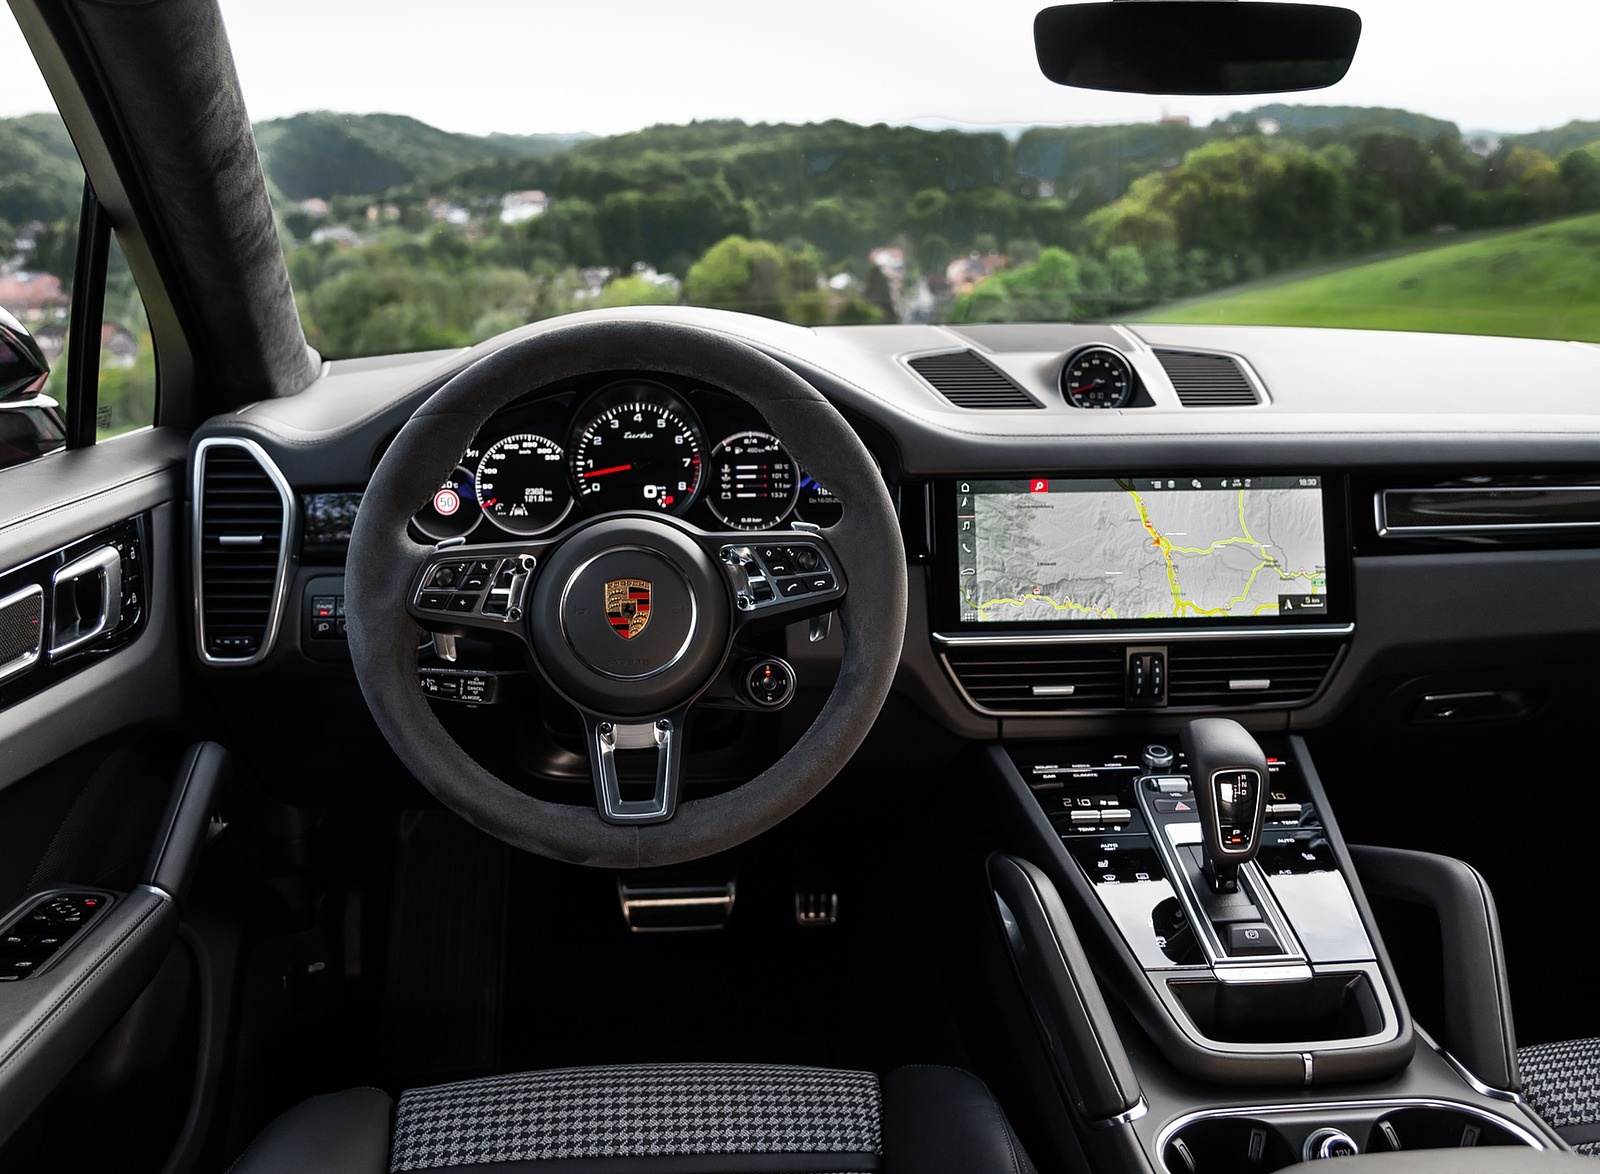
(193, 437, 294, 666)
(1153, 349, 1261, 407)
(907, 350, 1040, 409)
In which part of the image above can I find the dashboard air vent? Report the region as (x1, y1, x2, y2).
(1153, 349, 1260, 407)
(1166, 639, 1342, 708)
(194, 439, 292, 665)
(908, 350, 1040, 409)
(943, 645, 1126, 714)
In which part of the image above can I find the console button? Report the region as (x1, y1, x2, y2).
(1226, 922, 1282, 956)
(1069, 810, 1101, 826)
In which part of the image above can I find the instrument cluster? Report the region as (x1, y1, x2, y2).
(409, 376, 843, 543)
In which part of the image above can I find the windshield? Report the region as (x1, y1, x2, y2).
(12, 2, 1600, 358)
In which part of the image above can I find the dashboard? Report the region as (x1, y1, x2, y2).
(190, 308, 1600, 739)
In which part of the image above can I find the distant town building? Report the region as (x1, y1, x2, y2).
(499, 190, 550, 224)
(0, 272, 68, 322)
(1159, 113, 1192, 127)
(426, 197, 471, 226)
(299, 197, 332, 218)
(364, 202, 401, 224)
(945, 252, 1008, 296)
(631, 262, 680, 292)
(310, 224, 363, 247)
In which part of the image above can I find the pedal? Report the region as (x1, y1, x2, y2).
(795, 888, 839, 927)
(617, 876, 735, 933)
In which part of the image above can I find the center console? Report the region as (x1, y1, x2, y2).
(927, 472, 1559, 1170)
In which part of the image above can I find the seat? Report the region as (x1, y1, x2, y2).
(228, 1062, 1038, 1174)
(1518, 1037, 1600, 1156)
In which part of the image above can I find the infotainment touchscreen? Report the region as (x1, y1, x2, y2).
(953, 476, 1333, 626)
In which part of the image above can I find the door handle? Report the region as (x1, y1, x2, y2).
(49, 546, 122, 659)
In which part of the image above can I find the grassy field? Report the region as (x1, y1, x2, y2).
(1139, 213, 1600, 342)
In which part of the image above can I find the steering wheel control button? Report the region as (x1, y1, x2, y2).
(446, 593, 480, 612)
(428, 562, 470, 588)
(1226, 921, 1282, 956)
(419, 669, 499, 705)
(743, 657, 796, 708)
(418, 591, 451, 611)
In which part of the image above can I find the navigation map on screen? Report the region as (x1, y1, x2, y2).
(956, 476, 1328, 624)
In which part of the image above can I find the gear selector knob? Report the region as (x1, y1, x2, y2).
(1179, 718, 1269, 893)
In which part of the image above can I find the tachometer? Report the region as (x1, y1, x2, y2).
(475, 433, 573, 534)
(705, 431, 800, 530)
(569, 385, 704, 514)
(1062, 346, 1134, 409)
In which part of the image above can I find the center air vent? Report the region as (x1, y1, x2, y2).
(194, 438, 293, 665)
(943, 645, 1126, 713)
(907, 350, 1040, 409)
(1166, 638, 1342, 707)
(1153, 349, 1262, 407)
(943, 637, 1343, 715)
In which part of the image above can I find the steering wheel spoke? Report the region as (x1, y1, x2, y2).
(405, 541, 550, 645)
(701, 529, 847, 631)
(581, 708, 687, 825)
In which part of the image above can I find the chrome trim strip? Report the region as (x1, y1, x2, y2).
(1087, 1097, 1149, 1130)
(0, 583, 44, 685)
(1378, 486, 1600, 535)
(192, 437, 296, 667)
(934, 624, 1354, 646)
(1153, 1096, 1547, 1163)
(1414, 1024, 1524, 1105)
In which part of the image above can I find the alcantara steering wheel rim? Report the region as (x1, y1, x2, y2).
(344, 317, 907, 868)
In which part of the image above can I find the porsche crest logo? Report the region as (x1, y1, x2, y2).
(604, 578, 652, 639)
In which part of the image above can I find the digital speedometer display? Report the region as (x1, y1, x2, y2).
(475, 433, 572, 534)
(569, 385, 704, 514)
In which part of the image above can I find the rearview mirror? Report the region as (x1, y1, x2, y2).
(1034, 2, 1362, 95)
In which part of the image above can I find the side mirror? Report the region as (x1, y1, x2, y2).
(1034, 2, 1362, 95)
(0, 305, 51, 400)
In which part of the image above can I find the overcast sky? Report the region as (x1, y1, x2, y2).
(3, 1, 1596, 137)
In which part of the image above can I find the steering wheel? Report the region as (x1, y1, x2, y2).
(345, 319, 907, 868)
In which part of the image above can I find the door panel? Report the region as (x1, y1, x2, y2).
(0, 427, 198, 1161)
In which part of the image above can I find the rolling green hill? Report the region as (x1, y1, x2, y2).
(252, 112, 593, 200)
(1138, 213, 1600, 341)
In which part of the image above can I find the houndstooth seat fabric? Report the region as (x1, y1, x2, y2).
(1520, 1037, 1600, 1157)
(227, 1061, 1038, 1174)
(390, 1063, 881, 1170)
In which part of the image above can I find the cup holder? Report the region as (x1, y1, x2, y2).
(1162, 1103, 1533, 1174)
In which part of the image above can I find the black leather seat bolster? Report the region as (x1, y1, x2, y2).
(228, 1087, 392, 1174)
(881, 1066, 1037, 1174)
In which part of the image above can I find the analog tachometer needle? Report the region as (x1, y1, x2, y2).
(581, 463, 634, 479)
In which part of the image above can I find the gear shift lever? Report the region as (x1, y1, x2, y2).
(1179, 718, 1269, 893)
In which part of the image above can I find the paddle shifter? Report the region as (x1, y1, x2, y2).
(1179, 718, 1269, 893)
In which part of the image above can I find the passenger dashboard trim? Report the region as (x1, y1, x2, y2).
(1377, 485, 1600, 535)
